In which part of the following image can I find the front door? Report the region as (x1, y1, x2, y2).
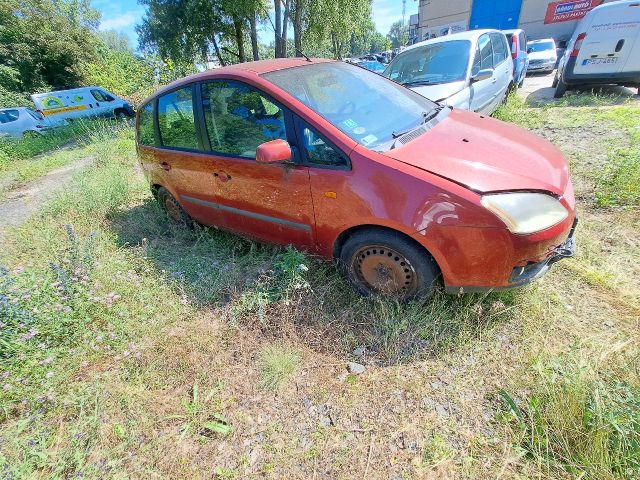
(469, 34, 497, 113)
(194, 79, 316, 249)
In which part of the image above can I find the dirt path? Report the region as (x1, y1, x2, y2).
(0, 156, 93, 233)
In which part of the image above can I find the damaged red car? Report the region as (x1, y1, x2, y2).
(136, 58, 576, 299)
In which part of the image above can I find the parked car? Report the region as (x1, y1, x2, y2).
(526, 39, 557, 74)
(136, 58, 576, 300)
(382, 30, 514, 116)
(554, 0, 640, 98)
(503, 29, 529, 88)
(31, 86, 134, 122)
(355, 60, 386, 74)
(0, 107, 65, 138)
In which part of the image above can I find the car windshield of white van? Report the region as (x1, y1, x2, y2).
(529, 41, 555, 52)
(382, 40, 471, 87)
(263, 62, 439, 152)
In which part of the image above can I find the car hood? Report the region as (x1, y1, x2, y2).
(528, 51, 555, 61)
(410, 80, 466, 103)
(382, 109, 569, 194)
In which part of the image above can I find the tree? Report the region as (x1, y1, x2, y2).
(0, 0, 100, 95)
(387, 20, 408, 49)
(307, 0, 372, 59)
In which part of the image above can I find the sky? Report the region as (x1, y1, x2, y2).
(92, 0, 419, 50)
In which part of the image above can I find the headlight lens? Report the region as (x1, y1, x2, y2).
(481, 192, 568, 234)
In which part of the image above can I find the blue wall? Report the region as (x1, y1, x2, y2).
(469, 0, 523, 30)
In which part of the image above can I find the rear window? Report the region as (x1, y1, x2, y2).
(157, 87, 198, 150)
(0, 110, 19, 123)
(138, 102, 155, 146)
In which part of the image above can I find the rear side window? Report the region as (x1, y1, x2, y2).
(157, 87, 198, 150)
(200, 80, 287, 159)
(91, 89, 107, 102)
(491, 33, 508, 65)
(519, 33, 527, 51)
(138, 102, 155, 146)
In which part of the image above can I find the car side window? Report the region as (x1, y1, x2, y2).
(471, 44, 482, 76)
(90, 89, 107, 102)
(300, 122, 349, 169)
(200, 80, 287, 159)
(520, 33, 527, 52)
(479, 34, 493, 70)
(157, 87, 198, 150)
(491, 33, 508, 65)
(138, 102, 155, 146)
(100, 90, 115, 102)
(1, 110, 19, 123)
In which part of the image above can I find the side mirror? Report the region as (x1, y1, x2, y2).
(256, 138, 292, 164)
(527, 48, 533, 54)
(471, 68, 493, 83)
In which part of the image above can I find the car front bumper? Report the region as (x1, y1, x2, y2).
(528, 61, 555, 71)
(443, 217, 578, 294)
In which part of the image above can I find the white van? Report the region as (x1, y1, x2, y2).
(554, 0, 640, 98)
(31, 86, 134, 121)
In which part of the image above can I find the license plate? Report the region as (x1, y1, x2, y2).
(582, 57, 618, 66)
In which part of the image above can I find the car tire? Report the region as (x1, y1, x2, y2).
(157, 187, 194, 229)
(518, 75, 525, 88)
(554, 76, 568, 98)
(339, 229, 439, 300)
(114, 108, 129, 119)
(552, 73, 559, 88)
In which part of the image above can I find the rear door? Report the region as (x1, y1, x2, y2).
(490, 32, 513, 100)
(574, 3, 640, 75)
(195, 79, 316, 248)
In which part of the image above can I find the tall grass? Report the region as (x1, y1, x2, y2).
(500, 350, 640, 479)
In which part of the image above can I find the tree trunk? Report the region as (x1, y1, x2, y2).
(212, 34, 226, 66)
(249, 14, 259, 61)
(274, 0, 282, 57)
(233, 16, 246, 62)
(293, 0, 302, 57)
(282, 0, 290, 57)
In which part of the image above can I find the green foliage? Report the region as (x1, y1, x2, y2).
(387, 20, 408, 49)
(500, 356, 640, 479)
(595, 147, 640, 207)
(0, 0, 100, 94)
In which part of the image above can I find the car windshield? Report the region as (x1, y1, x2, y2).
(529, 41, 554, 52)
(263, 62, 438, 151)
(382, 40, 471, 86)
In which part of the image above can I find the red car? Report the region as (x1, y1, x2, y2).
(136, 58, 576, 299)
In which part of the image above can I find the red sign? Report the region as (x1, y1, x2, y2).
(544, 0, 603, 24)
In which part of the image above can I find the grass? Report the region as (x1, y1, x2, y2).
(0, 92, 638, 479)
(0, 118, 129, 197)
(259, 345, 301, 391)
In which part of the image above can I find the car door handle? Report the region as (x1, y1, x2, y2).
(213, 171, 231, 182)
(160, 162, 171, 171)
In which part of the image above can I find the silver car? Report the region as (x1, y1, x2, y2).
(382, 30, 514, 116)
(0, 107, 63, 138)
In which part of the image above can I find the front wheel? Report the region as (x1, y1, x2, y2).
(339, 229, 439, 300)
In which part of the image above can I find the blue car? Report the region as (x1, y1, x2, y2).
(503, 29, 529, 88)
(355, 60, 386, 74)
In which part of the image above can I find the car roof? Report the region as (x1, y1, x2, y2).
(404, 29, 498, 52)
(146, 58, 336, 104)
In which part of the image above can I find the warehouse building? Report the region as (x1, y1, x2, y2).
(416, 0, 618, 44)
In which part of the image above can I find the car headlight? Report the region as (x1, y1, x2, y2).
(481, 192, 568, 234)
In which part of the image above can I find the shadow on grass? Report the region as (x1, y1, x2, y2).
(108, 199, 523, 366)
(524, 85, 638, 108)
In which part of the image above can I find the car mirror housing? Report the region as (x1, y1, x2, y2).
(471, 68, 493, 83)
(256, 139, 292, 164)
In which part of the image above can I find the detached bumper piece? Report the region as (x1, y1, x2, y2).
(446, 218, 577, 294)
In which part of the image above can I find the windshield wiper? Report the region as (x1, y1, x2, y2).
(389, 106, 444, 149)
(401, 80, 441, 87)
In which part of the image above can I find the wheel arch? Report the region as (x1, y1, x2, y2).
(332, 224, 441, 274)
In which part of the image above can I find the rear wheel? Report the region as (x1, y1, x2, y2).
(554, 76, 568, 98)
(157, 187, 193, 228)
(339, 229, 439, 300)
(114, 108, 129, 119)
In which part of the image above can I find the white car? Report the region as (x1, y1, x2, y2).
(31, 86, 134, 122)
(526, 39, 557, 74)
(554, 0, 640, 98)
(382, 30, 514, 116)
(0, 107, 65, 138)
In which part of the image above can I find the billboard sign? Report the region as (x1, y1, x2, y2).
(544, 0, 603, 24)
